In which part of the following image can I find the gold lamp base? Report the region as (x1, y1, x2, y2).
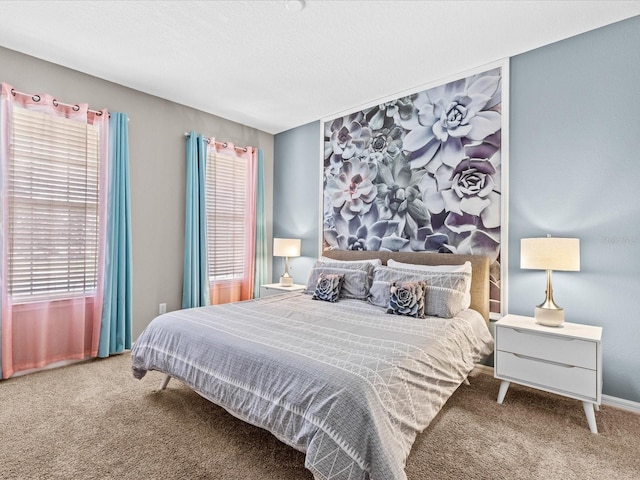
(533, 268, 566, 327)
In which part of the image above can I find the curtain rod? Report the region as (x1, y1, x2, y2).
(184, 132, 248, 152)
(10, 88, 107, 117)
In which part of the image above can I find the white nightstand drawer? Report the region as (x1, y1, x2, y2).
(497, 326, 596, 370)
(496, 351, 597, 401)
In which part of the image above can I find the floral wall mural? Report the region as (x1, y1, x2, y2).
(322, 64, 506, 314)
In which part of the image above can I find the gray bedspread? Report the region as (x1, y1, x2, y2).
(131, 292, 494, 480)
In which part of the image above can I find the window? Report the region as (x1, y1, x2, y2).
(7, 106, 101, 303)
(205, 150, 249, 282)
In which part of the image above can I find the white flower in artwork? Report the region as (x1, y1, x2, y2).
(400, 70, 502, 171)
(326, 159, 378, 221)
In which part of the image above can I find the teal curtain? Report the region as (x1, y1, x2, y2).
(253, 149, 268, 297)
(98, 112, 132, 357)
(182, 131, 210, 309)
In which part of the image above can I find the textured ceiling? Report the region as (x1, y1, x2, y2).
(0, 1, 638, 134)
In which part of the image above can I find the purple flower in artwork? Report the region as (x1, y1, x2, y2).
(419, 138, 501, 234)
(324, 113, 372, 161)
(455, 229, 501, 263)
(409, 227, 452, 253)
(440, 157, 499, 234)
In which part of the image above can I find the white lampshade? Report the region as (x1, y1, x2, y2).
(521, 237, 580, 272)
(273, 238, 301, 258)
(273, 238, 301, 287)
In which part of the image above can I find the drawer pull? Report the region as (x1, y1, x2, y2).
(512, 353, 575, 368)
(512, 328, 576, 341)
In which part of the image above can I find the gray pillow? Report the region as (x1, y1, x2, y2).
(368, 265, 470, 318)
(305, 261, 373, 300)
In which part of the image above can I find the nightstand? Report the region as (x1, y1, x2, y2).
(260, 283, 306, 298)
(494, 314, 602, 433)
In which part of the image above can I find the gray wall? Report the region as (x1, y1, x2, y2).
(0, 46, 274, 340)
(273, 16, 640, 403)
(272, 121, 320, 283)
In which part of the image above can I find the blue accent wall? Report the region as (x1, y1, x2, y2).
(274, 16, 640, 403)
(508, 16, 640, 403)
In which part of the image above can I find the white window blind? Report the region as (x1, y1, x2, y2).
(205, 151, 248, 281)
(7, 106, 100, 302)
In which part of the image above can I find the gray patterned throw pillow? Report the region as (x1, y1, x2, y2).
(312, 273, 344, 302)
(387, 281, 427, 318)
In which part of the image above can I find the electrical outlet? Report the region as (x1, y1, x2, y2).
(159, 303, 167, 315)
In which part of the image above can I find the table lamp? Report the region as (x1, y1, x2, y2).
(520, 236, 580, 327)
(273, 238, 301, 287)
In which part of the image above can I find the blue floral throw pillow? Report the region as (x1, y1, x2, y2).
(312, 273, 344, 303)
(387, 281, 427, 318)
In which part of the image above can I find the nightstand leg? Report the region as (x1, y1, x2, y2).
(583, 401, 598, 434)
(497, 380, 510, 404)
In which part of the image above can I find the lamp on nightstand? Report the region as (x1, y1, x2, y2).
(273, 238, 301, 287)
(521, 236, 580, 327)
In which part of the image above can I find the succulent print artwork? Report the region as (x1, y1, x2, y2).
(322, 66, 504, 314)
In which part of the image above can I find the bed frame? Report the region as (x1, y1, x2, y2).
(321, 250, 491, 324)
(158, 251, 490, 391)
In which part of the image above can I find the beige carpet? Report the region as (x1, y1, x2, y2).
(0, 353, 638, 480)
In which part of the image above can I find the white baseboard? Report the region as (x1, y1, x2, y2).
(472, 364, 640, 414)
(601, 394, 640, 414)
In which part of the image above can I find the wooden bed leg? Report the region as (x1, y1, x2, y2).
(159, 374, 171, 390)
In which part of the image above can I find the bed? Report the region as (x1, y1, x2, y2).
(131, 252, 494, 480)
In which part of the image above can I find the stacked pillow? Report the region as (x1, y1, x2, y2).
(304, 256, 472, 319)
(387, 259, 472, 310)
(304, 258, 380, 301)
(368, 262, 472, 318)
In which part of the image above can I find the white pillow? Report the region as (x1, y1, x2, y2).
(386, 260, 472, 310)
(387, 259, 471, 273)
(320, 256, 383, 267)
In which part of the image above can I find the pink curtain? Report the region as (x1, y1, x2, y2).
(208, 140, 257, 305)
(0, 83, 109, 378)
